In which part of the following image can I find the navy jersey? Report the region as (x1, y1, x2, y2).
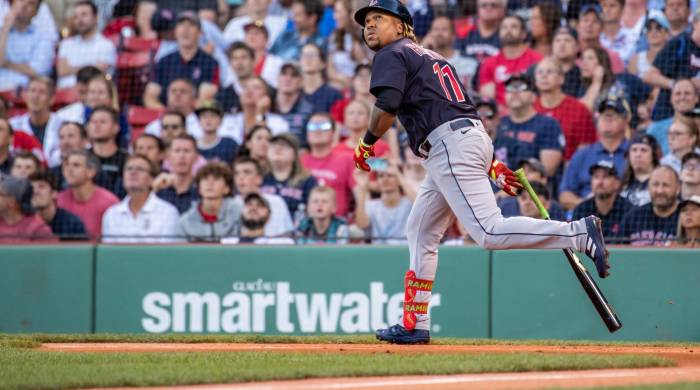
(369, 38, 479, 156)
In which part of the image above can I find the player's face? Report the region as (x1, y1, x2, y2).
(308, 192, 335, 219)
(681, 158, 700, 185)
(591, 169, 620, 198)
(535, 60, 564, 93)
(628, 144, 653, 172)
(198, 175, 231, 199)
(680, 203, 700, 229)
(363, 10, 403, 51)
(670, 80, 698, 113)
(649, 168, 680, 210)
(123, 158, 153, 193)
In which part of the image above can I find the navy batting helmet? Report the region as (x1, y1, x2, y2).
(354, 0, 413, 27)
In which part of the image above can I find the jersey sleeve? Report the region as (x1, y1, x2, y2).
(369, 49, 408, 96)
(537, 117, 565, 151)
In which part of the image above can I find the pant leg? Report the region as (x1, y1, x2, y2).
(406, 173, 455, 331)
(426, 128, 588, 252)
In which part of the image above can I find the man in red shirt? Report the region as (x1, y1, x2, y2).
(478, 15, 543, 109)
(57, 150, 119, 239)
(0, 175, 54, 242)
(301, 112, 355, 217)
(534, 57, 597, 161)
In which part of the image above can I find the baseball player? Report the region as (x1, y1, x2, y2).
(353, 0, 611, 344)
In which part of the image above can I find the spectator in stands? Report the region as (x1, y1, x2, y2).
(134, 134, 165, 173)
(621, 133, 660, 207)
(237, 192, 284, 243)
(499, 180, 566, 221)
(9, 151, 40, 178)
(422, 16, 476, 89)
(0, 174, 53, 241)
(10, 77, 63, 167)
(87, 106, 127, 197)
(145, 79, 203, 138)
(244, 20, 283, 88)
(534, 57, 596, 162)
(647, 79, 698, 154)
(0, 0, 55, 90)
(353, 162, 413, 244)
(262, 132, 317, 216)
(215, 42, 254, 114)
(661, 115, 700, 174)
(101, 154, 179, 243)
(401, 144, 426, 199)
(50, 122, 89, 188)
(229, 76, 289, 143)
(620, 0, 649, 42)
(518, 157, 549, 185)
(195, 100, 239, 164)
(494, 74, 564, 177)
(474, 96, 500, 140)
(223, 0, 287, 47)
(300, 43, 342, 114)
(621, 165, 681, 245)
(144, 12, 219, 108)
(137, 0, 220, 40)
(56, 1, 116, 88)
(599, 0, 636, 65)
(29, 171, 86, 240)
(479, 15, 543, 108)
(276, 62, 314, 144)
(154, 135, 199, 213)
(572, 160, 632, 242)
(176, 161, 241, 242)
(628, 11, 671, 79)
(559, 95, 630, 210)
(529, 3, 560, 57)
(57, 150, 119, 238)
(645, 9, 700, 121)
(85, 75, 130, 147)
(677, 195, 700, 246)
(579, 47, 617, 112)
(326, 0, 368, 90)
(665, 0, 691, 37)
(334, 99, 390, 157)
(0, 118, 13, 174)
(576, 4, 625, 73)
(330, 63, 374, 124)
(233, 155, 294, 236)
(681, 152, 700, 199)
(456, 0, 504, 62)
(301, 112, 355, 217)
(239, 124, 271, 174)
(296, 185, 349, 244)
(270, 0, 325, 61)
(56, 66, 102, 124)
(551, 26, 585, 98)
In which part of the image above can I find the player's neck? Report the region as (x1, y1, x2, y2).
(502, 43, 527, 59)
(539, 90, 565, 108)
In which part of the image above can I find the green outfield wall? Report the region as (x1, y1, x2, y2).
(1, 245, 699, 341)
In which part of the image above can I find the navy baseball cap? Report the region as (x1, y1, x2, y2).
(580, 4, 603, 21)
(597, 95, 630, 116)
(473, 95, 497, 112)
(151, 8, 176, 32)
(629, 133, 659, 150)
(505, 73, 534, 91)
(589, 160, 620, 178)
(554, 25, 578, 41)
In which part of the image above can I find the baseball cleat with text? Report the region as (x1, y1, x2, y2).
(584, 216, 611, 278)
(376, 324, 431, 344)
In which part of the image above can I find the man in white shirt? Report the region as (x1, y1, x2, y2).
(56, 1, 116, 88)
(232, 155, 293, 237)
(10, 76, 63, 166)
(223, 0, 287, 48)
(102, 154, 180, 243)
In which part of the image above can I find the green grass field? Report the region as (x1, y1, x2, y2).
(0, 334, 685, 390)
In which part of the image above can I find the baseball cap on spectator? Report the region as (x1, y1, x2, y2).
(270, 132, 301, 150)
(519, 158, 547, 178)
(629, 133, 660, 155)
(554, 25, 578, 41)
(244, 192, 269, 208)
(151, 8, 177, 32)
(580, 4, 603, 21)
(679, 195, 700, 210)
(176, 11, 201, 29)
(505, 73, 534, 92)
(597, 95, 630, 116)
(195, 100, 223, 117)
(0, 175, 33, 215)
(646, 10, 670, 32)
(281, 62, 302, 77)
(244, 20, 268, 37)
(589, 160, 621, 179)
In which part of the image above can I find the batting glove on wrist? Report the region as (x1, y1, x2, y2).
(489, 159, 523, 196)
(354, 139, 375, 172)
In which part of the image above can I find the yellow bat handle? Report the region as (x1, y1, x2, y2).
(513, 168, 550, 220)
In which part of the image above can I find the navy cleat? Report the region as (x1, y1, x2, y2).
(376, 324, 430, 344)
(584, 216, 611, 278)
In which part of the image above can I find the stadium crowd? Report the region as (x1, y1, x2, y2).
(0, 0, 699, 246)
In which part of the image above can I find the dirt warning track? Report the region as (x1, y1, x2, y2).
(41, 343, 700, 389)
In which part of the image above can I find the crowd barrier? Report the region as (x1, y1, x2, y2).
(2, 245, 698, 341)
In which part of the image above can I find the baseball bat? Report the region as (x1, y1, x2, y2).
(513, 169, 622, 333)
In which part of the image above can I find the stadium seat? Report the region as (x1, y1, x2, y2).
(52, 88, 79, 110)
(128, 106, 162, 142)
(116, 51, 152, 106)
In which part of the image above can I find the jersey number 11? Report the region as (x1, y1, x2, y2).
(433, 62, 465, 103)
